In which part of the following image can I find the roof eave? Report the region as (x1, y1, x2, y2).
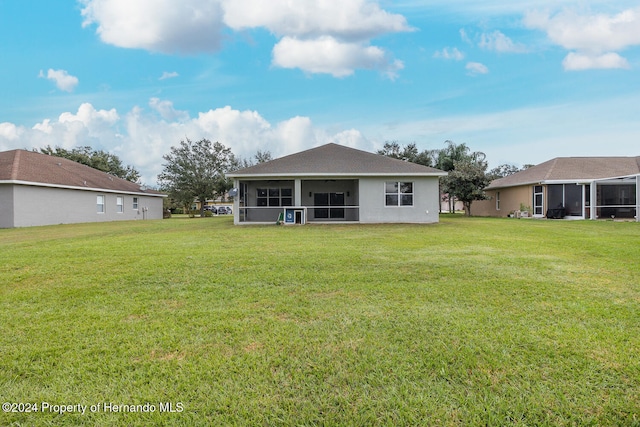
(227, 172, 448, 179)
(0, 180, 167, 197)
(486, 173, 640, 190)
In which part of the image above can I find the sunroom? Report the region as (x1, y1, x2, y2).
(540, 176, 639, 220)
(236, 179, 360, 223)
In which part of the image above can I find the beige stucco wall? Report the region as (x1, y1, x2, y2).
(471, 186, 533, 217)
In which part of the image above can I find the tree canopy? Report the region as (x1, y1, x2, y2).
(158, 139, 236, 215)
(446, 153, 490, 216)
(377, 141, 437, 167)
(487, 163, 522, 181)
(40, 145, 140, 182)
(236, 149, 273, 169)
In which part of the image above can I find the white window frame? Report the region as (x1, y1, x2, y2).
(133, 197, 139, 210)
(97, 195, 105, 214)
(533, 185, 544, 216)
(385, 181, 414, 207)
(116, 196, 124, 213)
(496, 191, 501, 211)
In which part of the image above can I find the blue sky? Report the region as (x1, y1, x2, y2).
(1, 0, 639, 184)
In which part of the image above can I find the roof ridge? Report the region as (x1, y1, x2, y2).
(543, 157, 558, 180)
(11, 149, 21, 180)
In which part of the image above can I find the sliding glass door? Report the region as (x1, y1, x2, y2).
(314, 192, 345, 219)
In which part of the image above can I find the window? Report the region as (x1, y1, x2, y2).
(257, 188, 268, 206)
(257, 188, 292, 207)
(116, 196, 123, 213)
(133, 197, 139, 210)
(385, 182, 413, 206)
(496, 191, 501, 210)
(97, 195, 105, 213)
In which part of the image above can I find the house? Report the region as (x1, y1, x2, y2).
(0, 149, 165, 228)
(227, 143, 447, 224)
(471, 156, 640, 221)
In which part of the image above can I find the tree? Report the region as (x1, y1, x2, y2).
(435, 140, 472, 172)
(158, 138, 236, 216)
(435, 140, 476, 213)
(253, 150, 273, 164)
(487, 163, 521, 180)
(377, 141, 437, 167)
(236, 149, 273, 169)
(40, 145, 140, 182)
(445, 152, 490, 216)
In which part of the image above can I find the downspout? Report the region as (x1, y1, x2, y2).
(590, 180, 597, 220)
(636, 175, 640, 222)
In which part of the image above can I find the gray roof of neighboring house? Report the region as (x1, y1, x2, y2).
(228, 143, 447, 178)
(0, 149, 164, 196)
(487, 156, 640, 189)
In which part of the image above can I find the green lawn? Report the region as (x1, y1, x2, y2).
(1, 216, 639, 426)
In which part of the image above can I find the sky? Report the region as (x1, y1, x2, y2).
(1, 0, 639, 185)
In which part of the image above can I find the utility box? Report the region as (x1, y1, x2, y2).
(284, 207, 306, 225)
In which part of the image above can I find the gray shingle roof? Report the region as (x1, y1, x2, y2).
(228, 143, 447, 177)
(488, 156, 640, 189)
(0, 149, 164, 196)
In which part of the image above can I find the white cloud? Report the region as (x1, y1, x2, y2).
(272, 36, 403, 78)
(562, 52, 630, 70)
(159, 71, 179, 80)
(0, 100, 375, 184)
(479, 30, 526, 53)
(32, 119, 53, 134)
(222, 0, 412, 40)
(40, 69, 79, 92)
(524, 7, 640, 70)
(79, 0, 411, 77)
(0, 122, 22, 141)
(466, 62, 489, 75)
(149, 98, 189, 121)
(3, 93, 640, 184)
(58, 103, 119, 127)
(80, 0, 225, 54)
(459, 28, 472, 45)
(433, 47, 464, 61)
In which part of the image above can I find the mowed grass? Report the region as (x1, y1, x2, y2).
(1, 215, 639, 426)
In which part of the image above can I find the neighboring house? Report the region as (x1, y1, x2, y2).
(227, 143, 447, 225)
(440, 193, 464, 213)
(0, 149, 165, 228)
(471, 156, 640, 221)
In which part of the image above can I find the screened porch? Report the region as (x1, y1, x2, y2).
(236, 179, 360, 223)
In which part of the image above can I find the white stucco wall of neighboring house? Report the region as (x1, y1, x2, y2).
(6, 184, 164, 228)
(358, 176, 441, 224)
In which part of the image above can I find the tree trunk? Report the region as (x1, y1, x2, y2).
(464, 201, 472, 216)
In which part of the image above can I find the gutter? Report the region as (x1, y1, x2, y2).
(0, 180, 167, 197)
(227, 172, 449, 179)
